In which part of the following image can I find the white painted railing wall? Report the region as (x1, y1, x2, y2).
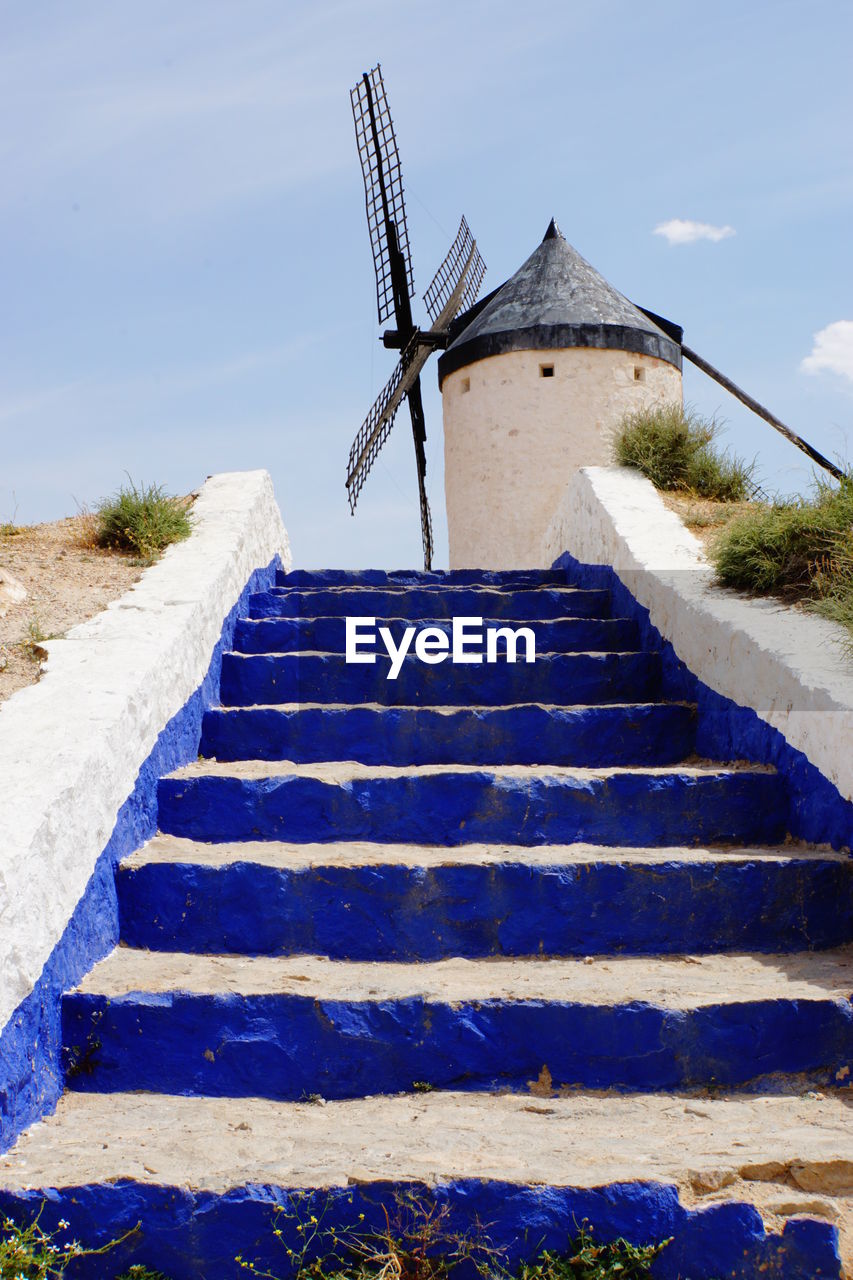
(0, 470, 290, 1036)
(543, 466, 853, 807)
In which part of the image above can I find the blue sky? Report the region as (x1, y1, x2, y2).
(1, 0, 851, 567)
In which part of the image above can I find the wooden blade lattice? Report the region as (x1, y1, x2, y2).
(346, 335, 432, 514)
(424, 217, 486, 325)
(350, 66, 414, 326)
(347, 223, 486, 515)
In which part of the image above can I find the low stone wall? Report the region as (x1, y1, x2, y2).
(543, 466, 853, 849)
(0, 470, 290, 1148)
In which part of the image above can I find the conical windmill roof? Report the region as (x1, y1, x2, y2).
(437, 220, 681, 386)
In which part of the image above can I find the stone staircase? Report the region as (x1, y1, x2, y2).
(1, 566, 852, 1278)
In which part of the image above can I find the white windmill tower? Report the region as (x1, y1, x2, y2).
(437, 220, 684, 569)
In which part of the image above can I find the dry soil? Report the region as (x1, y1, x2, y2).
(0, 515, 142, 704)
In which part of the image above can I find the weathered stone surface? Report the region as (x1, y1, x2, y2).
(117, 838, 853, 958)
(200, 701, 694, 765)
(158, 759, 786, 847)
(0, 1093, 848, 1276)
(0, 567, 26, 617)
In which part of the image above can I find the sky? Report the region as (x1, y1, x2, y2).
(1, 0, 852, 568)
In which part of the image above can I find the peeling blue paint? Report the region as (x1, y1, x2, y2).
(234, 614, 640, 655)
(250, 586, 612, 620)
(200, 702, 695, 765)
(117, 853, 853, 958)
(552, 552, 853, 851)
(218, 649, 661, 707)
(277, 568, 572, 588)
(0, 1178, 841, 1279)
(158, 765, 786, 847)
(62, 988, 853, 1098)
(0, 557, 281, 1155)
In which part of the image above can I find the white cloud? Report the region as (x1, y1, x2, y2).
(653, 218, 736, 245)
(801, 321, 853, 384)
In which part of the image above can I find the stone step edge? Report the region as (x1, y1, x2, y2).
(238, 614, 637, 624)
(1, 1090, 850, 1202)
(222, 649, 652, 661)
(268, 585, 602, 596)
(204, 699, 694, 713)
(123, 835, 850, 870)
(165, 758, 778, 781)
(72, 947, 853, 1006)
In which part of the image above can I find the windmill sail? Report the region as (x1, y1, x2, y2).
(346, 336, 432, 513)
(345, 237, 486, 518)
(424, 217, 487, 326)
(350, 67, 414, 326)
(347, 66, 486, 569)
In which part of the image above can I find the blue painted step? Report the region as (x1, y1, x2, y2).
(219, 650, 660, 707)
(200, 702, 695, 765)
(250, 586, 612, 620)
(118, 840, 853, 958)
(233, 614, 640, 655)
(0, 1115, 843, 1280)
(61, 952, 853, 1099)
(276, 568, 572, 588)
(158, 761, 787, 846)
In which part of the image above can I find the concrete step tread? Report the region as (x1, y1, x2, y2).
(271, 584, 597, 596)
(234, 616, 641, 655)
(238, 614, 635, 625)
(168, 758, 777, 782)
(250, 587, 613, 622)
(73, 947, 853, 1006)
(131, 835, 849, 870)
(225, 649, 647, 659)
(277, 569, 573, 585)
(1, 1090, 851, 1199)
(206, 699, 692, 713)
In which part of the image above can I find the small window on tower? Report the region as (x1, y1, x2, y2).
(540, 364, 555, 378)
(633, 366, 646, 382)
(460, 376, 470, 394)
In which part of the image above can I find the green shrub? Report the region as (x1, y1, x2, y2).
(95, 479, 192, 562)
(711, 475, 853, 595)
(615, 404, 755, 501)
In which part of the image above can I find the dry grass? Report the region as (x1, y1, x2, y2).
(615, 404, 756, 502)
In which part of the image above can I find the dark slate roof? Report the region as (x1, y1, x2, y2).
(437, 220, 682, 385)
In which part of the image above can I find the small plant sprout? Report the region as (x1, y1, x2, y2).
(235, 1193, 676, 1280)
(237, 1189, 504, 1280)
(512, 1223, 672, 1280)
(0, 1205, 138, 1279)
(19, 616, 54, 663)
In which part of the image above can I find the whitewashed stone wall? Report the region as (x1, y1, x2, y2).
(0, 470, 290, 1036)
(543, 466, 853, 806)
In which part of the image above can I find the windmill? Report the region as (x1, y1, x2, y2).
(346, 65, 486, 570)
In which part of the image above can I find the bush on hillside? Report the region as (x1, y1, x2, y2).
(615, 404, 755, 501)
(711, 474, 853, 595)
(95, 479, 192, 562)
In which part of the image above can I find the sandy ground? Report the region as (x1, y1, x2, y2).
(0, 515, 143, 704)
(659, 491, 755, 550)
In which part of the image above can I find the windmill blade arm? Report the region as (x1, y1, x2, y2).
(424, 217, 487, 327)
(350, 65, 414, 326)
(346, 341, 432, 512)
